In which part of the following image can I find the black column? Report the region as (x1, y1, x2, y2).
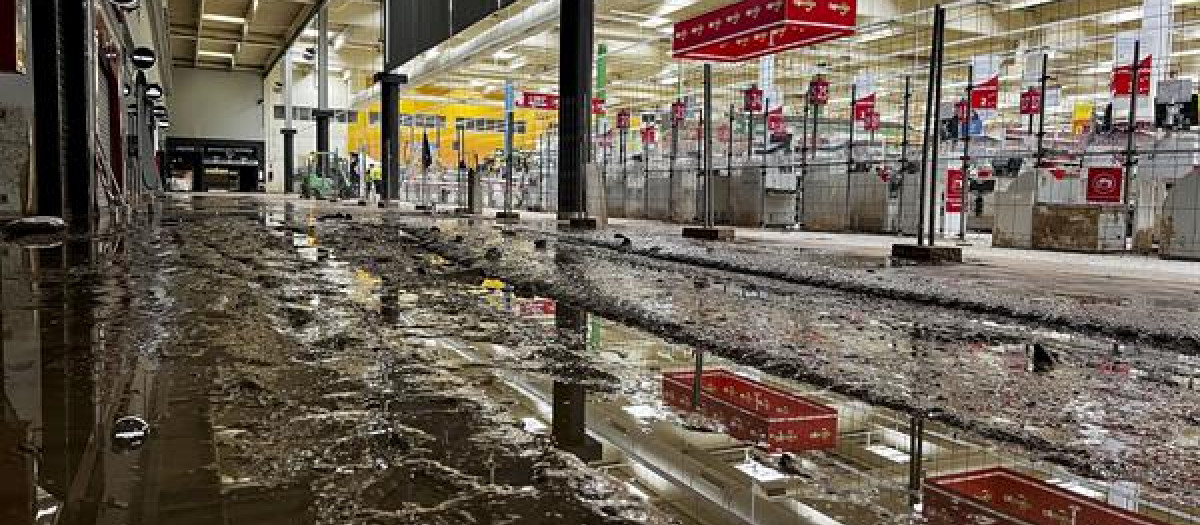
(61, 0, 94, 225)
(282, 129, 297, 193)
(375, 74, 407, 206)
(557, 0, 594, 218)
(314, 110, 331, 185)
(31, 0, 63, 217)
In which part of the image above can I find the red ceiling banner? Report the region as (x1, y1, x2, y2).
(853, 93, 876, 121)
(809, 77, 830, 105)
(1019, 87, 1042, 116)
(672, 0, 857, 62)
(863, 111, 881, 131)
(517, 92, 608, 115)
(744, 85, 764, 112)
(767, 107, 786, 136)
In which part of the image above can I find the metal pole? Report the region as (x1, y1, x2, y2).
(762, 97, 769, 227)
(670, 113, 679, 220)
(847, 83, 856, 231)
(376, 74, 405, 207)
(747, 98, 755, 158)
(1123, 40, 1141, 251)
(727, 104, 735, 175)
(505, 80, 515, 215)
(692, 349, 704, 409)
(960, 64, 973, 241)
(799, 93, 810, 223)
(621, 124, 628, 215)
(898, 76, 911, 231)
(704, 63, 714, 228)
(316, 7, 330, 185)
(1033, 53, 1049, 204)
(927, 6, 946, 245)
(916, 11, 940, 246)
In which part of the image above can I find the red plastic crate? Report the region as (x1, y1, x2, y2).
(924, 467, 1169, 525)
(662, 370, 837, 452)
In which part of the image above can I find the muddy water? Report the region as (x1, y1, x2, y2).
(388, 220, 1200, 514)
(3, 195, 1197, 525)
(0, 197, 674, 525)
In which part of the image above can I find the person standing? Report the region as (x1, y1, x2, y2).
(368, 164, 383, 202)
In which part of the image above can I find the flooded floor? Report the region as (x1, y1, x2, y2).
(1, 194, 1197, 525)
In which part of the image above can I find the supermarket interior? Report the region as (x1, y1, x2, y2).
(0, 0, 1199, 524)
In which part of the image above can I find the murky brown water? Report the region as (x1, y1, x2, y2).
(2, 195, 1197, 525)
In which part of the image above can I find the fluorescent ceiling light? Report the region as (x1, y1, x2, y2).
(202, 13, 246, 24)
(1004, 0, 1053, 9)
(855, 27, 898, 43)
(659, 77, 678, 85)
(197, 50, 235, 59)
(654, 0, 694, 17)
(1100, 8, 1140, 25)
(492, 50, 517, 60)
(1174, 48, 1200, 57)
(638, 16, 672, 28)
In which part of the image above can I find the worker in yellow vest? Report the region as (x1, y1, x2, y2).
(368, 164, 383, 201)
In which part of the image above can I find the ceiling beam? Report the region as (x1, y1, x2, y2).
(194, 0, 205, 67)
(263, 0, 334, 76)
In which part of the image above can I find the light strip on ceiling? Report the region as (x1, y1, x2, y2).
(201, 14, 246, 24)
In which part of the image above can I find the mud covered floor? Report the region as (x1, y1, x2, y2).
(2, 194, 1197, 525)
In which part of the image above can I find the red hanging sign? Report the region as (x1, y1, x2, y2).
(1019, 87, 1042, 116)
(671, 100, 687, 122)
(767, 107, 786, 136)
(970, 76, 999, 110)
(863, 111, 881, 131)
(809, 78, 830, 106)
(945, 168, 964, 213)
(955, 99, 970, 121)
(744, 86, 764, 112)
(616, 109, 632, 130)
(853, 93, 876, 121)
(1086, 167, 1124, 203)
(1111, 57, 1152, 96)
(518, 92, 608, 115)
(671, 0, 856, 63)
(641, 126, 657, 144)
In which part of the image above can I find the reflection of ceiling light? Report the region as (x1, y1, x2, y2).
(507, 58, 526, 70)
(201, 13, 245, 24)
(1100, 8, 1140, 24)
(197, 50, 235, 59)
(659, 77, 678, 85)
(492, 50, 517, 60)
(638, 16, 672, 28)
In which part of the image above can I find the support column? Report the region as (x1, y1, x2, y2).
(498, 80, 519, 219)
(282, 51, 296, 193)
(557, 0, 594, 221)
(375, 74, 407, 208)
(315, 7, 331, 186)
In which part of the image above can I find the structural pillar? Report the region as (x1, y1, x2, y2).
(282, 51, 296, 193)
(375, 73, 407, 207)
(557, 0, 594, 221)
(315, 7, 331, 185)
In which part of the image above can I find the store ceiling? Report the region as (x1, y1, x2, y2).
(170, 0, 1200, 118)
(168, 0, 382, 72)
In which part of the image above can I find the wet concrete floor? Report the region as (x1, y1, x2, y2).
(1, 194, 1197, 525)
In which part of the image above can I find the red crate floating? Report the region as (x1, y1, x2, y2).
(671, 0, 857, 63)
(924, 468, 1168, 525)
(662, 370, 837, 452)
